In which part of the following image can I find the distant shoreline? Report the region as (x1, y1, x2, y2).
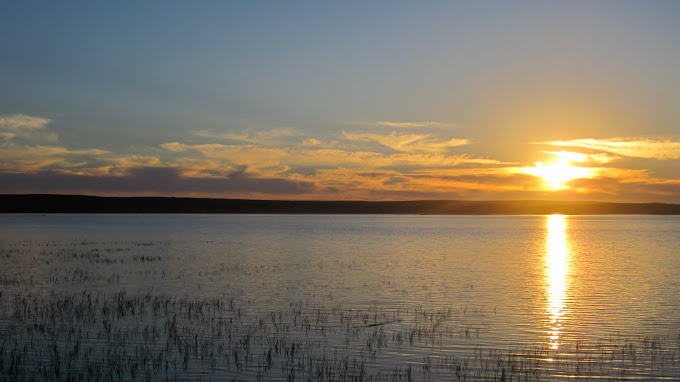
(2, 194, 680, 215)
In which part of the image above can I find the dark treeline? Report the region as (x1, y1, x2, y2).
(2, 194, 680, 214)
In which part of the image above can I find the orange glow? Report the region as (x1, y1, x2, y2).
(523, 151, 593, 190)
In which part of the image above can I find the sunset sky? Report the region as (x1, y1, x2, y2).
(2, 1, 680, 202)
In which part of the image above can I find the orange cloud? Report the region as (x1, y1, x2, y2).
(341, 131, 470, 153)
(0, 145, 110, 173)
(160, 141, 502, 171)
(193, 128, 298, 146)
(3, 113, 679, 201)
(537, 138, 680, 160)
(542, 150, 619, 164)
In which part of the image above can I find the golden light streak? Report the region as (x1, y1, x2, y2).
(545, 214, 570, 350)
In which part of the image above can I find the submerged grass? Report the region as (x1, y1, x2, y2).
(0, 239, 679, 381)
(1, 289, 678, 381)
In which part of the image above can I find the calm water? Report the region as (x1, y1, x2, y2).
(1, 214, 679, 380)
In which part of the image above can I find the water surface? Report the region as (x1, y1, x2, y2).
(1, 214, 678, 380)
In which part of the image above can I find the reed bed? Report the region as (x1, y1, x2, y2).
(1, 289, 678, 381)
(0, 239, 679, 381)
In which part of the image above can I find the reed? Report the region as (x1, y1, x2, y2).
(0, 238, 678, 381)
(1, 288, 679, 381)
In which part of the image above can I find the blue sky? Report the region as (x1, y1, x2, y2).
(2, 1, 680, 201)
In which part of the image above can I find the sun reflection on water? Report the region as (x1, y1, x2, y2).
(546, 214, 570, 350)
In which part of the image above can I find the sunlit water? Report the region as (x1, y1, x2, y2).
(1, 214, 679, 380)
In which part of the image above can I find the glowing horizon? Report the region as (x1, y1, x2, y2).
(2, 3, 680, 202)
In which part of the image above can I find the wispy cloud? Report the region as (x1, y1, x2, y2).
(0, 114, 51, 129)
(160, 141, 499, 173)
(542, 150, 619, 164)
(193, 128, 298, 146)
(301, 138, 324, 146)
(364, 121, 455, 128)
(341, 131, 470, 153)
(309, 167, 537, 200)
(536, 138, 680, 160)
(0, 145, 110, 173)
(0, 114, 57, 143)
(293, 149, 502, 169)
(160, 143, 289, 172)
(4, 113, 679, 201)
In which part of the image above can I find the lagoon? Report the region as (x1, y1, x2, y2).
(1, 214, 679, 380)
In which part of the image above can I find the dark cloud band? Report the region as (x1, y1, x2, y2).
(0, 167, 315, 196)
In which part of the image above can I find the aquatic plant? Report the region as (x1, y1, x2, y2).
(0, 238, 678, 381)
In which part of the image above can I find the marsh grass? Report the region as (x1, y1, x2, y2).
(0, 239, 679, 381)
(1, 289, 678, 381)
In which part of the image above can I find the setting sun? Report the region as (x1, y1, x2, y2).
(523, 152, 593, 190)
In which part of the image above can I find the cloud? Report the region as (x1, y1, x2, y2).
(193, 128, 298, 146)
(536, 138, 680, 160)
(0, 146, 109, 158)
(301, 138, 324, 146)
(0, 114, 51, 129)
(159, 142, 190, 152)
(8, 114, 675, 201)
(0, 145, 110, 173)
(312, 167, 534, 196)
(300, 164, 680, 202)
(308, 166, 601, 200)
(0, 167, 315, 196)
(366, 121, 455, 128)
(0, 114, 57, 143)
(109, 155, 161, 168)
(169, 158, 237, 178)
(584, 167, 649, 182)
(160, 142, 289, 173)
(341, 131, 470, 153)
(542, 150, 619, 164)
(383, 176, 407, 186)
(160, 141, 502, 172)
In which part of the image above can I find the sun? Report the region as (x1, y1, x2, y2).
(523, 153, 592, 190)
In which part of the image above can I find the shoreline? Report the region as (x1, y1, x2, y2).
(2, 194, 680, 214)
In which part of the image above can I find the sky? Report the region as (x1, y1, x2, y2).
(2, 1, 680, 202)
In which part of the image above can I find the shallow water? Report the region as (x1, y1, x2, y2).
(1, 214, 679, 380)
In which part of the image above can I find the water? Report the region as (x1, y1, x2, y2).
(1, 214, 679, 380)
